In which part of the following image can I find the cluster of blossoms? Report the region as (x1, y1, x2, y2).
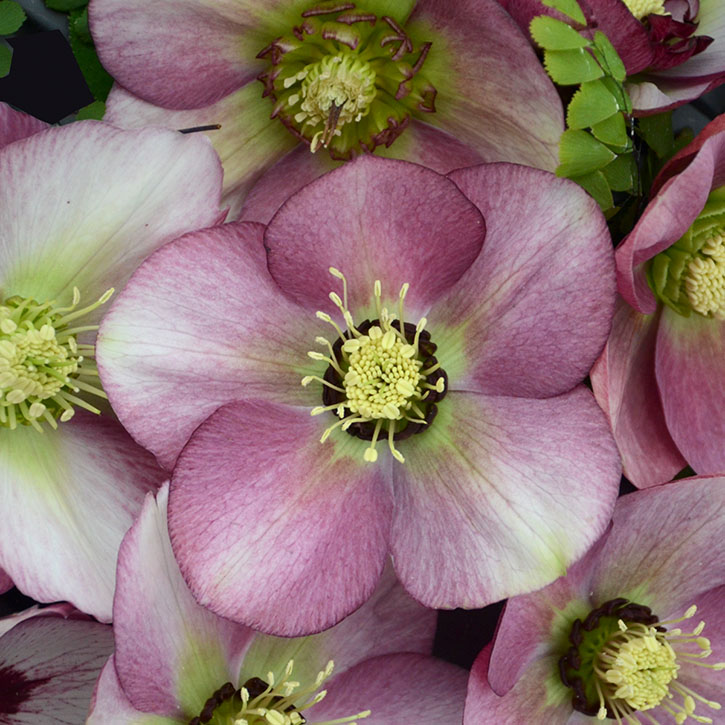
(2, 0, 725, 723)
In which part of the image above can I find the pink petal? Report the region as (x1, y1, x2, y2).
(264, 156, 485, 317)
(655, 308, 725, 473)
(104, 84, 297, 220)
(169, 399, 393, 636)
(310, 653, 467, 724)
(435, 163, 615, 398)
(0, 567, 12, 595)
(409, 0, 564, 171)
(0, 103, 48, 149)
(0, 603, 87, 639)
(97, 221, 320, 470)
(591, 475, 725, 617)
(113, 483, 252, 718)
(0, 412, 164, 621)
(1, 121, 223, 306)
(590, 298, 686, 488)
(0, 615, 112, 723)
(389, 387, 620, 609)
(628, 76, 722, 113)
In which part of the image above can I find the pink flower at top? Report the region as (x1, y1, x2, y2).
(88, 0, 565, 218)
(592, 114, 725, 486)
(465, 475, 725, 724)
(499, 0, 725, 113)
(96, 156, 621, 636)
(88, 482, 467, 724)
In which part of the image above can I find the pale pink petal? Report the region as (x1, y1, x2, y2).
(409, 0, 563, 171)
(628, 76, 721, 113)
(0, 122, 223, 307)
(434, 163, 614, 398)
(390, 387, 620, 609)
(169, 400, 393, 636)
(264, 156, 485, 316)
(655, 308, 725, 473)
(590, 298, 686, 488)
(0, 103, 48, 148)
(114, 484, 252, 718)
(97, 222, 321, 470)
(104, 84, 297, 220)
(0, 413, 164, 621)
(0, 616, 112, 724)
(591, 475, 725, 616)
(309, 653, 467, 724)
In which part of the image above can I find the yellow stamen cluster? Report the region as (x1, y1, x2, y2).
(0, 287, 112, 432)
(303, 269, 444, 464)
(233, 659, 370, 725)
(684, 230, 725, 319)
(593, 606, 725, 724)
(622, 0, 669, 20)
(285, 54, 377, 152)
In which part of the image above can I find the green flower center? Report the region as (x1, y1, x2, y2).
(0, 287, 112, 431)
(559, 599, 725, 723)
(302, 268, 447, 464)
(648, 186, 725, 319)
(189, 659, 370, 725)
(622, 0, 669, 21)
(257, 2, 436, 159)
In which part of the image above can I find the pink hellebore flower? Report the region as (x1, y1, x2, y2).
(88, 0, 565, 218)
(0, 604, 112, 724)
(88, 482, 467, 725)
(97, 156, 621, 636)
(592, 115, 725, 487)
(465, 474, 725, 724)
(0, 104, 224, 620)
(499, 0, 725, 113)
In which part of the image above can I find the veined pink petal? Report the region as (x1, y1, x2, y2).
(0, 603, 86, 639)
(104, 84, 297, 220)
(389, 387, 620, 609)
(114, 484, 252, 718)
(409, 0, 563, 171)
(0, 616, 112, 723)
(590, 298, 686, 487)
(0, 122, 223, 307)
(309, 653, 467, 724)
(169, 399, 393, 636)
(435, 164, 614, 398)
(0, 413, 164, 621)
(0, 103, 48, 148)
(97, 222, 320, 470)
(591, 475, 725, 617)
(264, 156, 485, 317)
(655, 308, 725, 473)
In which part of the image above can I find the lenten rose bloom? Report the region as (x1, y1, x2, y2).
(591, 114, 725, 487)
(0, 111, 224, 620)
(465, 475, 725, 724)
(498, 0, 725, 113)
(97, 156, 621, 636)
(89, 0, 564, 218)
(87, 482, 467, 725)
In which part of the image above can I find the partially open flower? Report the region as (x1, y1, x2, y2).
(465, 474, 725, 724)
(97, 156, 620, 635)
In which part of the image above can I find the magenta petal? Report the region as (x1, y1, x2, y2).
(437, 164, 615, 397)
(590, 299, 686, 487)
(390, 388, 620, 609)
(655, 308, 725, 473)
(0, 103, 47, 149)
(169, 399, 393, 636)
(310, 653, 467, 724)
(264, 156, 485, 316)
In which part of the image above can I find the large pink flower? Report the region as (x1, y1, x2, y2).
(465, 474, 725, 724)
(96, 156, 621, 636)
(0, 106, 224, 620)
(499, 0, 725, 113)
(88, 482, 467, 724)
(592, 114, 725, 486)
(89, 0, 564, 218)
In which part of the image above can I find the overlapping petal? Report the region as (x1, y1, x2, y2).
(0, 103, 48, 149)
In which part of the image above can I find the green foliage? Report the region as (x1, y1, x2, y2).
(530, 16, 588, 49)
(567, 79, 620, 129)
(0, 43, 11, 77)
(0, 0, 25, 35)
(544, 48, 603, 84)
(44, 0, 88, 11)
(76, 100, 105, 120)
(591, 31, 626, 82)
(570, 171, 613, 210)
(638, 112, 675, 159)
(68, 7, 112, 102)
(557, 130, 616, 177)
(541, 0, 586, 24)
